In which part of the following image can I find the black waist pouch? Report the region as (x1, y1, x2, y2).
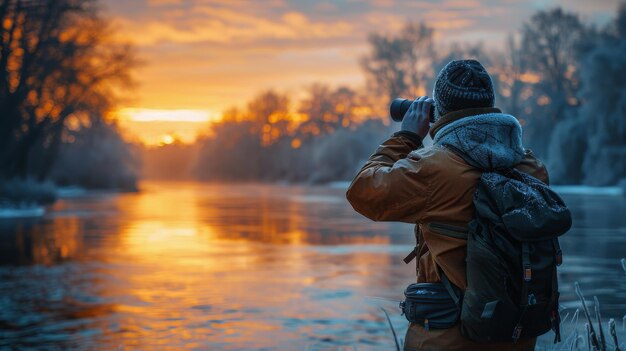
(400, 282, 460, 330)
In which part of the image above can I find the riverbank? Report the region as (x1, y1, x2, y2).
(0, 178, 57, 204)
(0, 177, 138, 218)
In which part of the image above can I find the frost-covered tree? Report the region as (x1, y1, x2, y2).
(0, 0, 136, 189)
(546, 116, 587, 184)
(578, 4, 626, 185)
(51, 119, 139, 190)
(547, 4, 626, 185)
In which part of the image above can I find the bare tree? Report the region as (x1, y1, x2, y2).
(0, 0, 135, 182)
(360, 22, 435, 105)
(498, 35, 527, 118)
(519, 7, 589, 155)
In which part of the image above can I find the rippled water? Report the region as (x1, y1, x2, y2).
(0, 181, 624, 350)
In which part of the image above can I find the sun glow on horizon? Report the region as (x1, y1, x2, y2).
(118, 108, 220, 123)
(116, 108, 222, 146)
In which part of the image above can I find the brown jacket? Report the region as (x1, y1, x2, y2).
(346, 107, 548, 351)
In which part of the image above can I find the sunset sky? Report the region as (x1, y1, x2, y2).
(105, 0, 620, 145)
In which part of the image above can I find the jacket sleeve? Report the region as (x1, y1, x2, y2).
(345, 132, 432, 223)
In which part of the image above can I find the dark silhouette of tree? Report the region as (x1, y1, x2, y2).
(0, 0, 135, 184)
(494, 36, 529, 119)
(519, 8, 589, 156)
(361, 22, 435, 104)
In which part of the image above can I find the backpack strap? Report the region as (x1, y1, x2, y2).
(403, 225, 421, 264)
(552, 238, 563, 266)
(403, 247, 417, 264)
(436, 265, 461, 309)
(521, 242, 532, 305)
(550, 238, 562, 343)
(551, 263, 561, 343)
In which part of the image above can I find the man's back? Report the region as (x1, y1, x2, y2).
(349, 106, 549, 281)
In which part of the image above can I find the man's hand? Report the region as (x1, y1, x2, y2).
(400, 96, 433, 139)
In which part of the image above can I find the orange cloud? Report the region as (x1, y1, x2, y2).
(148, 0, 184, 6)
(117, 6, 354, 46)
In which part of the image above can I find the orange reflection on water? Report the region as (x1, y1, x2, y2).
(90, 182, 400, 349)
(0, 182, 412, 350)
(11, 216, 83, 265)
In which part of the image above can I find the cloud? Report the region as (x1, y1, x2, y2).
(116, 5, 354, 46)
(148, 0, 184, 6)
(104, 0, 621, 114)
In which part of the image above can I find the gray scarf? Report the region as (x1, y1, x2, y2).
(432, 113, 525, 170)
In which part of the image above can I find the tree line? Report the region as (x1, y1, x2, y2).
(194, 4, 626, 186)
(194, 86, 387, 183)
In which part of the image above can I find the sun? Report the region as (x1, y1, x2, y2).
(159, 134, 175, 146)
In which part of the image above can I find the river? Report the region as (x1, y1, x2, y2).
(0, 181, 625, 350)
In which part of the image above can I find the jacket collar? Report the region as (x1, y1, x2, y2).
(429, 107, 502, 139)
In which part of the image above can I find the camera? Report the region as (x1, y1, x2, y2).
(389, 98, 435, 123)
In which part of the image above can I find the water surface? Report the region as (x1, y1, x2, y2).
(0, 181, 624, 350)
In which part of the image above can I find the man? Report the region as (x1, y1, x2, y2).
(346, 59, 547, 351)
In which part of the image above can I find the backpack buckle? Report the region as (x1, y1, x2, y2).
(512, 324, 523, 342)
(523, 265, 532, 282)
(521, 242, 532, 282)
(555, 250, 563, 266)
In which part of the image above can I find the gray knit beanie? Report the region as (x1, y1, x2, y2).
(432, 59, 495, 120)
